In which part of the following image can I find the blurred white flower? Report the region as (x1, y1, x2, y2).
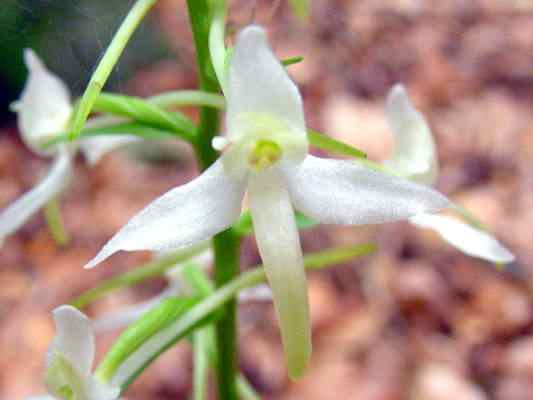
(385, 84, 514, 263)
(27, 305, 120, 400)
(0, 50, 139, 244)
(84, 25, 449, 378)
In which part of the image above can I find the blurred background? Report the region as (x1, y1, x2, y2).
(1, 0, 533, 399)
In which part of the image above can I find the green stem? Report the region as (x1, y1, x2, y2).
(212, 232, 240, 400)
(186, 0, 219, 170)
(186, 1, 240, 399)
(69, 0, 157, 140)
(43, 196, 70, 246)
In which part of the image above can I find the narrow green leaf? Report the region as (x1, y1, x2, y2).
(308, 129, 367, 159)
(183, 266, 266, 400)
(95, 296, 203, 383)
(69, 0, 157, 140)
(93, 94, 196, 142)
(192, 329, 210, 400)
(44, 122, 178, 149)
(148, 90, 226, 110)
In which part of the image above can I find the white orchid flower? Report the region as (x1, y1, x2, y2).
(385, 84, 514, 264)
(84, 25, 449, 378)
(27, 305, 120, 400)
(0, 49, 139, 243)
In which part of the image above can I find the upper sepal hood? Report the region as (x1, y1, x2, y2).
(12, 49, 72, 156)
(44, 305, 120, 400)
(384, 84, 438, 185)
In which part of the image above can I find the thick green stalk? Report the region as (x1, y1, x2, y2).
(186, 1, 240, 399)
(186, 0, 219, 170)
(211, 232, 239, 399)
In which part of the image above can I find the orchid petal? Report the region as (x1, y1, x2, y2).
(14, 49, 72, 155)
(0, 151, 72, 241)
(227, 25, 306, 141)
(248, 169, 311, 379)
(79, 135, 141, 166)
(286, 155, 449, 225)
(384, 84, 438, 185)
(51, 305, 95, 376)
(85, 159, 246, 269)
(409, 213, 515, 263)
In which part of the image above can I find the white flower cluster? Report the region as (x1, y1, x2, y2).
(8, 24, 514, 393)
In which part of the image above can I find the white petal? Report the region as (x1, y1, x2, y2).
(384, 84, 438, 185)
(15, 49, 72, 155)
(51, 305, 95, 376)
(79, 135, 141, 166)
(0, 151, 72, 241)
(286, 155, 449, 225)
(85, 159, 246, 269)
(409, 213, 515, 263)
(226, 25, 306, 140)
(248, 168, 311, 379)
